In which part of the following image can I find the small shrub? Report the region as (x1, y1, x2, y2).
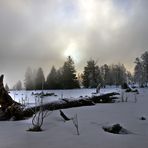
(103, 124, 129, 134)
(139, 116, 146, 120)
(27, 125, 42, 132)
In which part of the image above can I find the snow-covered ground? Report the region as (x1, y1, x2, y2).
(9, 87, 121, 106)
(0, 88, 148, 148)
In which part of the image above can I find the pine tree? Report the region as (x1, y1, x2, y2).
(32, 69, 37, 90)
(134, 51, 148, 87)
(24, 67, 34, 90)
(101, 64, 111, 86)
(15, 80, 22, 90)
(35, 67, 45, 90)
(56, 67, 63, 89)
(134, 57, 145, 87)
(111, 64, 126, 86)
(62, 56, 79, 89)
(141, 51, 148, 84)
(46, 66, 58, 89)
(95, 66, 103, 86)
(100, 64, 127, 87)
(118, 64, 127, 85)
(82, 60, 102, 88)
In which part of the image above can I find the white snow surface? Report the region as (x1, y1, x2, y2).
(9, 87, 120, 106)
(0, 88, 148, 148)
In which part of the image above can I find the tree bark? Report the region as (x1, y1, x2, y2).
(0, 75, 20, 109)
(0, 75, 22, 120)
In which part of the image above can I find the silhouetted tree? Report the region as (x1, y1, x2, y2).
(24, 67, 34, 90)
(61, 56, 79, 89)
(46, 66, 58, 89)
(35, 67, 45, 90)
(134, 57, 145, 87)
(15, 80, 22, 90)
(82, 60, 102, 88)
(56, 67, 63, 89)
(112, 64, 127, 86)
(101, 64, 111, 86)
(134, 51, 148, 87)
(141, 51, 148, 84)
(32, 69, 37, 90)
(100, 64, 127, 87)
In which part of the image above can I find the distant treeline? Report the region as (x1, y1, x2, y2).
(10, 51, 148, 90)
(23, 56, 131, 90)
(24, 56, 79, 90)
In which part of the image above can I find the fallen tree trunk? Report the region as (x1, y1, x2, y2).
(0, 92, 119, 120)
(0, 74, 119, 120)
(90, 92, 119, 103)
(23, 92, 119, 118)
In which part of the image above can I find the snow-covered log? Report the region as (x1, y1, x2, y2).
(23, 92, 119, 118)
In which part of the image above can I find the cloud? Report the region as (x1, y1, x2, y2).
(0, 0, 148, 87)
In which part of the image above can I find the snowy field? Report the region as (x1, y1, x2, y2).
(9, 87, 121, 106)
(0, 88, 148, 148)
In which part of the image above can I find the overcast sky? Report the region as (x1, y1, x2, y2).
(0, 0, 148, 87)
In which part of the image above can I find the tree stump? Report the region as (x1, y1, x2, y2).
(0, 75, 22, 120)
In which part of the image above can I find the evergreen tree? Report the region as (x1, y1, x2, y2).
(101, 64, 111, 86)
(100, 64, 127, 87)
(134, 51, 148, 87)
(15, 80, 22, 90)
(141, 51, 148, 84)
(95, 66, 103, 87)
(24, 67, 34, 90)
(82, 60, 102, 88)
(32, 69, 37, 90)
(134, 57, 145, 87)
(46, 66, 58, 89)
(13, 80, 22, 90)
(56, 67, 63, 89)
(118, 64, 127, 85)
(111, 64, 126, 86)
(35, 67, 45, 90)
(62, 56, 79, 89)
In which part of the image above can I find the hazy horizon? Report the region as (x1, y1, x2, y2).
(1, 0, 148, 87)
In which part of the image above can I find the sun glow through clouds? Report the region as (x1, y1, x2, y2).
(64, 40, 80, 63)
